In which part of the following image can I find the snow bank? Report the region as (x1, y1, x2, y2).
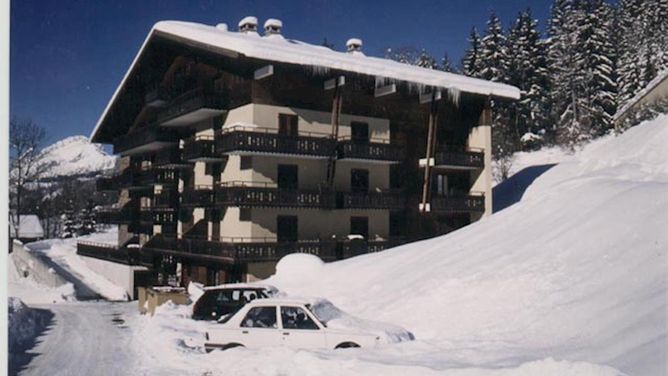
(8, 252, 76, 304)
(265, 115, 668, 375)
(8, 297, 53, 372)
(25, 229, 128, 301)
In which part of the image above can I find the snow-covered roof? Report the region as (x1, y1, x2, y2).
(9, 215, 44, 239)
(615, 70, 668, 121)
(91, 20, 520, 141)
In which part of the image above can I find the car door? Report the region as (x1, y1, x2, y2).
(279, 305, 327, 348)
(237, 305, 282, 347)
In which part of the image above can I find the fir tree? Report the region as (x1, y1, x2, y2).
(462, 27, 483, 77)
(479, 13, 509, 82)
(440, 53, 456, 73)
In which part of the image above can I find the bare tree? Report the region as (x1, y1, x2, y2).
(9, 118, 52, 238)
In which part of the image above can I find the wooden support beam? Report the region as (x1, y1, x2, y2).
(324, 76, 345, 90)
(253, 65, 274, 80)
(326, 78, 344, 187)
(419, 90, 442, 104)
(420, 91, 440, 213)
(374, 83, 396, 98)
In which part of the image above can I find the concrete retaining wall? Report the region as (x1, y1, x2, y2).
(11, 240, 67, 288)
(79, 256, 148, 300)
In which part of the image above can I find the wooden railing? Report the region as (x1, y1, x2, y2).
(432, 146, 484, 169)
(337, 137, 403, 162)
(76, 241, 137, 265)
(181, 186, 214, 207)
(217, 127, 335, 157)
(337, 191, 405, 210)
(157, 88, 227, 125)
(215, 182, 335, 209)
(183, 135, 219, 161)
(430, 193, 485, 213)
(154, 147, 190, 169)
(340, 238, 404, 258)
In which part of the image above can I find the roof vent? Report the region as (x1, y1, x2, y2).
(264, 18, 283, 36)
(238, 16, 258, 33)
(216, 23, 228, 32)
(346, 38, 363, 54)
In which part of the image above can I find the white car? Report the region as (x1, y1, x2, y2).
(204, 298, 413, 351)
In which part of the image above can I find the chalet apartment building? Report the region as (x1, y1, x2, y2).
(80, 17, 519, 287)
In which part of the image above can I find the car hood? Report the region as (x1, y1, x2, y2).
(309, 299, 414, 344)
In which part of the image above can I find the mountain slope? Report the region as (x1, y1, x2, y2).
(38, 136, 116, 179)
(266, 115, 668, 375)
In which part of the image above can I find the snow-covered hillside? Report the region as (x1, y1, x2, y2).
(263, 115, 668, 375)
(38, 135, 116, 179)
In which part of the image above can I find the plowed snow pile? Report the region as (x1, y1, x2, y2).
(267, 115, 668, 376)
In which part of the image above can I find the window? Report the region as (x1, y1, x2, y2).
(434, 174, 448, 196)
(278, 165, 298, 190)
(281, 306, 319, 330)
(351, 122, 369, 143)
(240, 156, 252, 170)
(240, 306, 277, 328)
(239, 208, 251, 221)
(279, 114, 298, 137)
(277, 216, 298, 242)
(350, 217, 369, 239)
(351, 169, 369, 193)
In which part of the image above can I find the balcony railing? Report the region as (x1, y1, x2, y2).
(217, 126, 335, 158)
(337, 137, 403, 162)
(340, 238, 404, 258)
(96, 201, 139, 224)
(154, 189, 179, 208)
(183, 135, 221, 161)
(139, 207, 177, 225)
(157, 88, 227, 127)
(181, 186, 214, 207)
(113, 125, 178, 155)
(153, 147, 191, 169)
(142, 235, 338, 263)
(77, 241, 138, 265)
(145, 87, 170, 108)
(430, 193, 485, 213)
(337, 190, 405, 210)
(431, 146, 485, 169)
(215, 182, 335, 209)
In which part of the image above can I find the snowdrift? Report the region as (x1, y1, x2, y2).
(267, 115, 668, 375)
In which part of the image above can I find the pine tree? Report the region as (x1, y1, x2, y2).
(462, 27, 483, 77)
(440, 53, 456, 73)
(416, 49, 437, 69)
(479, 13, 509, 82)
(506, 9, 551, 149)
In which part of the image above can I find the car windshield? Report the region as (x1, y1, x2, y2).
(306, 301, 343, 327)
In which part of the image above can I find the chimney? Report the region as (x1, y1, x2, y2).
(238, 16, 258, 33)
(346, 38, 363, 53)
(264, 18, 283, 36)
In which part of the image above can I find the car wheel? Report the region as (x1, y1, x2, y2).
(335, 342, 360, 349)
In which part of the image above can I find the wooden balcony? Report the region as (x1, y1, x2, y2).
(77, 241, 139, 265)
(139, 207, 177, 225)
(421, 146, 485, 170)
(142, 235, 338, 263)
(340, 238, 404, 258)
(217, 126, 335, 158)
(153, 189, 179, 208)
(337, 190, 405, 210)
(215, 182, 335, 209)
(183, 135, 223, 162)
(153, 147, 191, 170)
(144, 87, 170, 108)
(181, 186, 214, 207)
(113, 125, 178, 155)
(337, 137, 403, 163)
(157, 88, 227, 127)
(96, 201, 139, 224)
(429, 193, 485, 213)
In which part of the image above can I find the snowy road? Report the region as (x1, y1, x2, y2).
(18, 302, 138, 376)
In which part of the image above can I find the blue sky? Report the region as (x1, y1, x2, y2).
(10, 0, 553, 144)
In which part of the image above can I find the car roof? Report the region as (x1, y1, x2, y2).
(245, 298, 314, 306)
(202, 283, 277, 291)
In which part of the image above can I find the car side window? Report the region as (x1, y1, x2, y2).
(281, 306, 319, 330)
(240, 306, 277, 329)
